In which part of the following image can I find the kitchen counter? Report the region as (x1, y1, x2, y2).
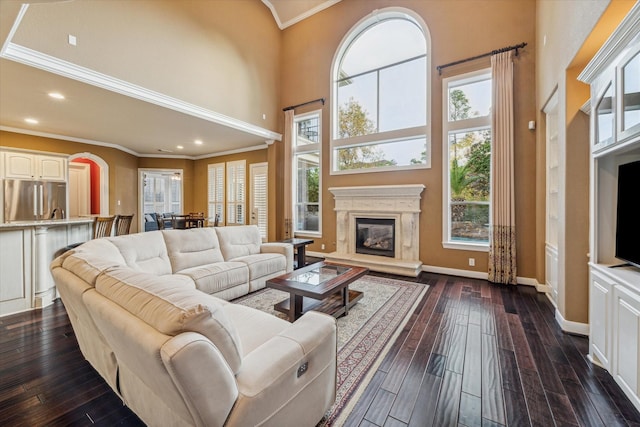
(0, 218, 93, 316)
(0, 217, 94, 228)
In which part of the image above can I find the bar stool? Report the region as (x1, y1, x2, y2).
(114, 214, 134, 236)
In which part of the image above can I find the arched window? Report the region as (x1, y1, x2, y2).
(331, 8, 430, 173)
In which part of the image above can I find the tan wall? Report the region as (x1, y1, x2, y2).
(0, 130, 139, 232)
(14, 0, 282, 131)
(193, 149, 269, 226)
(280, 0, 537, 276)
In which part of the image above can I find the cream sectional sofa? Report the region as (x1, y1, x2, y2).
(50, 225, 337, 427)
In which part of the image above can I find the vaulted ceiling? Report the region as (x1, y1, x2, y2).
(0, 0, 340, 158)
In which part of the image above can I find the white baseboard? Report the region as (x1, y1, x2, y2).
(555, 308, 589, 336)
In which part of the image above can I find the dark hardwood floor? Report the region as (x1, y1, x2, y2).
(1, 270, 639, 426)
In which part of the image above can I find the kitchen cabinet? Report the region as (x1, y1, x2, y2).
(2, 150, 67, 181)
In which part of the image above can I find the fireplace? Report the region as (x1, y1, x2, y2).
(356, 218, 395, 258)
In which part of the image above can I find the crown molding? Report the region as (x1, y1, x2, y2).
(261, 0, 341, 30)
(1, 43, 282, 143)
(578, 2, 640, 83)
(0, 4, 28, 56)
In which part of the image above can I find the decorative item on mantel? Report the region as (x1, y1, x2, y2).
(325, 184, 425, 277)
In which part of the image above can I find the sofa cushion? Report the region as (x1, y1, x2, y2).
(95, 267, 243, 374)
(222, 303, 289, 356)
(176, 261, 248, 295)
(215, 225, 262, 261)
(108, 231, 172, 275)
(230, 253, 286, 281)
(61, 239, 127, 285)
(162, 228, 224, 273)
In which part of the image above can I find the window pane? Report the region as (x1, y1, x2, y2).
(450, 202, 489, 243)
(448, 128, 491, 244)
(379, 57, 426, 132)
(623, 52, 640, 131)
(340, 19, 425, 77)
(448, 78, 492, 121)
(597, 84, 613, 143)
(294, 152, 319, 233)
(296, 116, 320, 145)
(335, 137, 427, 170)
(337, 72, 378, 137)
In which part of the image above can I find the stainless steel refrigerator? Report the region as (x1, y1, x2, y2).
(3, 179, 67, 221)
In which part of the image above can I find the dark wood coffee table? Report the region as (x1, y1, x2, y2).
(266, 261, 368, 322)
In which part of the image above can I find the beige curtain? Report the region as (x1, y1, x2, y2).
(283, 109, 294, 239)
(488, 51, 517, 285)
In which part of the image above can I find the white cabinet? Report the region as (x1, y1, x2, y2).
(589, 268, 613, 370)
(2, 150, 67, 181)
(579, 2, 640, 413)
(613, 283, 640, 410)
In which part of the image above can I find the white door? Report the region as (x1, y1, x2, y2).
(250, 162, 268, 242)
(69, 163, 91, 217)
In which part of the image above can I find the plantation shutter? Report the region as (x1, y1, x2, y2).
(227, 160, 246, 224)
(250, 163, 268, 241)
(207, 163, 225, 224)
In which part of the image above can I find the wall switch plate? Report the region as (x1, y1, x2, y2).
(321, 244, 325, 250)
(68, 34, 77, 46)
(469, 258, 475, 266)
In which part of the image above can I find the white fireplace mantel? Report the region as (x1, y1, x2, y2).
(326, 184, 425, 277)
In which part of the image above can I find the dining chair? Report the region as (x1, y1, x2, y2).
(171, 214, 188, 230)
(187, 212, 205, 228)
(93, 215, 116, 239)
(114, 214, 134, 236)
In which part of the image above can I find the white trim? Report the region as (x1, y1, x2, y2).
(578, 2, 640, 84)
(442, 242, 489, 252)
(293, 110, 322, 236)
(1, 4, 28, 56)
(555, 308, 590, 336)
(0, 126, 267, 160)
(68, 152, 109, 216)
(138, 168, 184, 230)
(1, 43, 282, 143)
(261, 0, 342, 30)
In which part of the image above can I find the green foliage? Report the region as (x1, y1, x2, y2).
(306, 167, 319, 203)
(337, 97, 396, 170)
(449, 89, 471, 121)
(450, 158, 477, 198)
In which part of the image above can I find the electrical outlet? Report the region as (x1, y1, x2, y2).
(469, 258, 475, 266)
(117, 200, 121, 206)
(321, 244, 325, 250)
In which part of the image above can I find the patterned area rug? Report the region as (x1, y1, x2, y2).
(233, 275, 428, 426)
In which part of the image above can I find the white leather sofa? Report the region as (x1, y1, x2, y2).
(50, 225, 337, 427)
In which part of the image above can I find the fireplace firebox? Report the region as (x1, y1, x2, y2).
(355, 218, 395, 258)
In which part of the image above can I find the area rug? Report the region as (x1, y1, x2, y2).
(233, 275, 428, 426)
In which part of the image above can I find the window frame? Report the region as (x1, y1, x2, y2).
(292, 110, 322, 237)
(330, 7, 431, 175)
(442, 68, 492, 252)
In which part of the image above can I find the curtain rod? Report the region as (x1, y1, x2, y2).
(436, 42, 527, 75)
(283, 97, 325, 112)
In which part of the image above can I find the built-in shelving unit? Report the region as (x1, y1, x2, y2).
(578, 3, 640, 412)
(544, 91, 559, 305)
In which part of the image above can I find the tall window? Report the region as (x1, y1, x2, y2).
(331, 8, 430, 173)
(442, 69, 492, 250)
(142, 170, 182, 215)
(207, 163, 225, 224)
(226, 160, 245, 224)
(293, 111, 321, 235)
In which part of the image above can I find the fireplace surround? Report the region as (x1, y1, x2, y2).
(325, 184, 425, 276)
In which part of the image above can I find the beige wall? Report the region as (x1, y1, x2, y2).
(14, 0, 282, 131)
(0, 130, 140, 232)
(280, 0, 537, 276)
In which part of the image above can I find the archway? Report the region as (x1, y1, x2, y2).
(68, 152, 109, 216)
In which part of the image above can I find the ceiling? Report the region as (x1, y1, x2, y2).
(0, 0, 340, 159)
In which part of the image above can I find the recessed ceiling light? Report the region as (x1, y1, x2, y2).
(48, 92, 65, 100)
(24, 118, 39, 124)
(176, 145, 184, 149)
(194, 139, 203, 145)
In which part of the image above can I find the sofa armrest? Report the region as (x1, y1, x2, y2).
(260, 242, 294, 272)
(161, 332, 239, 427)
(229, 311, 336, 426)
